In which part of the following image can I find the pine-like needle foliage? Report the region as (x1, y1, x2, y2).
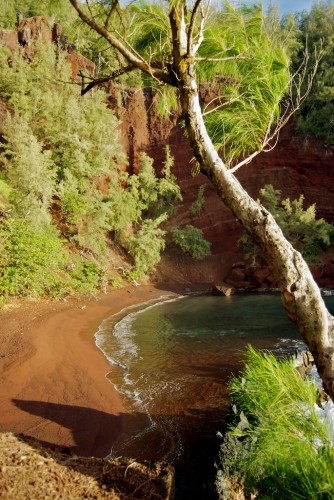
(223, 347, 334, 499)
(239, 184, 334, 263)
(0, 39, 183, 297)
(126, 2, 290, 166)
(201, 4, 290, 166)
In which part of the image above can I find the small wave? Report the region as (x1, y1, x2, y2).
(272, 338, 306, 354)
(95, 294, 184, 368)
(113, 383, 143, 405)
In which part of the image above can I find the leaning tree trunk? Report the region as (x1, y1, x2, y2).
(176, 58, 334, 399)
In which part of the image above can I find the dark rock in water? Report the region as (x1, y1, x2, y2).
(212, 283, 236, 296)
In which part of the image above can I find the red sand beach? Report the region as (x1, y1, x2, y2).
(0, 286, 179, 458)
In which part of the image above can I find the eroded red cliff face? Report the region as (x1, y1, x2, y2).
(108, 85, 334, 288)
(0, 16, 95, 79)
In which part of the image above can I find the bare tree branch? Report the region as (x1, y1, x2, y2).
(79, 65, 135, 95)
(195, 55, 248, 62)
(69, 0, 172, 85)
(187, 0, 203, 56)
(104, 0, 119, 29)
(202, 93, 246, 116)
(85, 0, 95, 20)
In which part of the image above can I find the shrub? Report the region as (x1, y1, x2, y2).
(190, 185, 206, 215)
(128, 215, 167, 275)
(0, 217, 67, 297)
(171, 225, 211, 260)
(0, 41, 183, 296)
(0, 216, 101, 298)
(239, 184, 334, 263)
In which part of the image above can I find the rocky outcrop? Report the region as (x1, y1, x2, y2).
(212, 283, 236, 296)
(0, 16, 95, 79)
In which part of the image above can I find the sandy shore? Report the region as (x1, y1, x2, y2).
(0, 285, 180, 458)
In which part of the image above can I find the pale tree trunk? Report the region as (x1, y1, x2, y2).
(174, 47, 334, 400)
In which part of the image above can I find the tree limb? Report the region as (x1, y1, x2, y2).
(69, 0, 172, 85)
(202, 93, 245, 116)
(229, 46, 323, 173)
(80, 65, 136, 95)
(104, 0, 119, 29)
(195, 55, 248, 62)
(187, 0, 203, 56)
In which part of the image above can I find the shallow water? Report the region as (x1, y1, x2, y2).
(95, 293, 334, 499)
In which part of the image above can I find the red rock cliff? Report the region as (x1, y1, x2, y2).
(107, 85, 334, 288)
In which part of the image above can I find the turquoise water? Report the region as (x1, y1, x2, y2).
(95, 293, 334, 499)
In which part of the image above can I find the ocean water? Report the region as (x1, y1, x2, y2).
(95, 293, 334, 499)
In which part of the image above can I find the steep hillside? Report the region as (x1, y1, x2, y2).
(109, 84, 334, 287)
(1, 16, 333, 291)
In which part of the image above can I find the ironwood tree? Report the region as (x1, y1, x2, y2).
(69, 0, 334, 398)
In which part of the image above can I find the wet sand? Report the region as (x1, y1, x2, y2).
(0, 285, 179, 457)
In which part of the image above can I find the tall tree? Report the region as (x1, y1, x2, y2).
(294, 1, 334, 144)
(69, 0, 334, 399)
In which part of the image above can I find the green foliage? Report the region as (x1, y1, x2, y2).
(190, 185, 206, 215)
(0, 217, 64, 297)
(0, 0, 92, 53)
(128, 214, 167, 275)
(0, 216, 97, 297)
(239, 184, 334, 263)
(130, 2, 171, 69)
(107, 1, 291, 163)
(106, 148, 181, 275)
(261, 184, 334, 261)
(3, 115, 55, 225)
(0, 174, 12, 209)
(200, 3, 290, 166)
(154, 86, 178, 117)
(223, 347, 334, 499)
(0, 41, 124, 256)
(171, 224, 211, 260)
(292, 1, 334, 144)
(105, 148, 181, 233)
(0, 40, 182, 296)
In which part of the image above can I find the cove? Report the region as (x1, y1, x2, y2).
(95, 293, 334, 499)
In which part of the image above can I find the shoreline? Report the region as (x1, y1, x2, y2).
(0, 285, 181, 458)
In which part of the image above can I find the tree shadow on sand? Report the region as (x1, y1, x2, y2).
(12, 399, 124, 458)
(11, 399, 221, 499)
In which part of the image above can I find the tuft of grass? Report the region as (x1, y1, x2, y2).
(220, 347, 334, 499)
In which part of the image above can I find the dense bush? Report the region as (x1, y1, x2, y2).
(239, 184, 334, 263)
(0, 216, 101, 297)
(292, 2, 334, 144)
(171, 225, 211, 260)
(128, 215, 168, 275)
(0, 39, 184, 297)
(217, 347, 334, 499)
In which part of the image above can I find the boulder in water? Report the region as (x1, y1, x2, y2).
(212, 283, 236, 296)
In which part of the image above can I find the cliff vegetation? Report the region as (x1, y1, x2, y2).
(0, 1, 333, 301)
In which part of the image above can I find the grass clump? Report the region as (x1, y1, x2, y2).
(218, 347, 334, 499)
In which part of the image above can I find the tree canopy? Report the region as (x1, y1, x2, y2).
(292, 1, 334, 144)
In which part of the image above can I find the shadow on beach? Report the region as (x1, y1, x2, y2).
(12, 398, 222, 499)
